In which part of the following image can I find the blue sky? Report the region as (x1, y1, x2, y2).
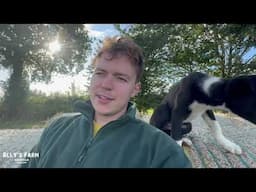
(84, 24, 129, 40)
(85, 24, 119, 39)
(243, 47, 256, 62)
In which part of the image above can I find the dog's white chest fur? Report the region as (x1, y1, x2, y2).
(184, 101, 226, 122)
(184, 101, 209, 122)
(184, 76, 229, 122)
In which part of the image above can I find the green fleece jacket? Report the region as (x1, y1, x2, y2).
(21, 100, 191, 168)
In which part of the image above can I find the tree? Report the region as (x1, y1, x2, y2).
(115, 24, 177, 111)
(115, 24, 256, 111)
(0, 24, 92, 119)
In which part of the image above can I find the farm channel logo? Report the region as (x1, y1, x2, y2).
(2, 152, 39, 165)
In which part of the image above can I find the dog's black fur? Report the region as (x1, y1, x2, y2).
(150, 72, 256, 154)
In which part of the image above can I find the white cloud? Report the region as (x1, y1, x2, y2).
(84, 24, 123, 40)
(84, 24, 105, 39)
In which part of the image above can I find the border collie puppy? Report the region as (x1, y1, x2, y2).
(150, 72, 256, 155)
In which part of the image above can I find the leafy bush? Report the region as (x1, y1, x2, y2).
(0, 92, 89, 122)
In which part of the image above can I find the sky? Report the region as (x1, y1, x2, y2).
(0, 24, 127, 97)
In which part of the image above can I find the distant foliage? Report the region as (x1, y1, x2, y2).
(0, 91, 89, 121)
(115, 24, 256, 111)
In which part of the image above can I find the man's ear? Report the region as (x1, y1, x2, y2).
(131, 82, 141, 97)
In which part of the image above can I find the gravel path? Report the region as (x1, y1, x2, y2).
(0, 113, 255, 168)
(0, 128, 43, 168)
(185, 114, 256, 168)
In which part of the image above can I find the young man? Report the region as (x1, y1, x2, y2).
(21, 36, 191, 168)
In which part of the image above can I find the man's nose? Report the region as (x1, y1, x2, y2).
(101, 75, 113, 90)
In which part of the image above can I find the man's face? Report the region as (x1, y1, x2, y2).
(89, 53, 141, 119)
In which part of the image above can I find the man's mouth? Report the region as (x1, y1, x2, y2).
(96, 94, 114, 103)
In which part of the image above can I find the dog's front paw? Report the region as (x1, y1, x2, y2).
(176, 140, 183, 146)
(222, 141, 242, 155)
(182, 137, 192, 147)
(228, 143, 242, 155)
(176, 138, 192, 147)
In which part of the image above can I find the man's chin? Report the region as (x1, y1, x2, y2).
(94, 106, 113, 115)
(96, 111, 117, 118)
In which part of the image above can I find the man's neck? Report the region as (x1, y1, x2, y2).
(94, 109, 127, 127)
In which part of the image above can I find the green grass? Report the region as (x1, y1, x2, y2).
(146, 108, 154, 116)
(0, 119, 47, 130)
(140, 108, 154, 116)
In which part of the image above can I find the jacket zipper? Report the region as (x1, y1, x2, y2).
(76, 116, 129, 167)
(76, 120, 108, 166)
(76, 124, 107, 165)
(77, 137, 94, 163)
(76, 119, 94, 166)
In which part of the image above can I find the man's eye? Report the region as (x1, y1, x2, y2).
(117, 77, 127, 82)
(95, 72, 104, 75)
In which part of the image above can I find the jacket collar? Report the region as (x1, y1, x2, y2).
(74, 99, 137, 121)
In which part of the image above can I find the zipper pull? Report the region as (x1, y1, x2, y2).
(77, 138, 94, 163)
(78, 155, 84, 162)
(88, 138, 94, 146)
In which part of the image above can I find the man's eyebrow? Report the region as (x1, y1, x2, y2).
(95, 68, 131, 79)
(95, 68, 106, 72)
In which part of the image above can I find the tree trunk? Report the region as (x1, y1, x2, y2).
(3, 60, 29, 120)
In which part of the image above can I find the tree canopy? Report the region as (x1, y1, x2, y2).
(0, 24, 92, 119)
(115, 24, 256, 111)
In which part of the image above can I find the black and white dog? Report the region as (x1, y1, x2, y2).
(150, 72, 256, 155)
